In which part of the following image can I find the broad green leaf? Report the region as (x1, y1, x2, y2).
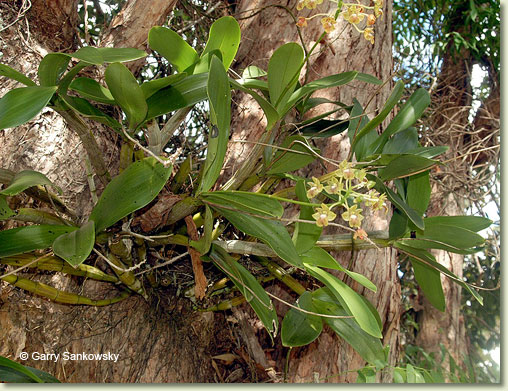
(293, 180, 321, 254)
(209, 245, 278, 335)
(382, 126, 418, 154)
(0, 195, 15, 220)
(184, 50, 221, 75)
(61, 95, 122, 131)
(211, 205, 303, 268)
(424, 215, 492, 232)
(268, 43, 304, 110)
(72, 46, 104, 65)
(405, 145, 449, 159)
(96, 47, 147, 63)
(69, 77, 116, 104)
(374, 177, 424, 230)
(352, 80, 404, 150)
(148, 26, 199, 72)
(197, 56, 231, 193)
(348, 99, 376, 160)
(140, 73, 187, 99)
(52, 221, 95, 267)
(0, 360, 60, 383)
(406, 171, 431, 215)
(356, 367, 377, 383)
(201, 191, 283, 218)
(400, 224, 485, 254)
(394, 242, 483, 304)
(266, 135, 317, 175)
(89, 157, 172, 233)
(355, 73, 383, 85)
(0, 170, 61, 196)
(281, 291, 323, 347)
(301, 246, 377, 293)
(300, 118, 349, 138)
(105, 62, 147, 129)
(312, 288, 385, 364)
(378, 155, 438, 180)
(0, 225, 77, 257)
(242, 65, 267, 79)
(37, 53, 70, 86)
(0, 86, 57, 130)
(285, 71, 358, 112)
(389, 209, 408, 239)
(202, 16, 241, 69)
(370, 88, 431, 154)
(146, 73, 208, 120)
(305, 264, 382, 338)
(0, 64, 36, 86)
(411, 257, 445, 311)
(237, 78, 269, 91)
(230, 78, 278, 130)
(0, 356, 44, 383)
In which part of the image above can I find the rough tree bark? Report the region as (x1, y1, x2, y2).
(2, 0, 405, 383)
(224, 0, 400, 382)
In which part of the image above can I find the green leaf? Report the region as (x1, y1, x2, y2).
(209, 245, 278, 336)
(266, 135, 317, 175)
(37, 53, 70, 86)
(211, 205, 303, 268)
(352, 80, 404, 150)
(301, 246, 377, 293)
(52, 221, 95, 267)
(389, 209, 408, 239)
(378, 155, 438, 180)
(405, 146, 449, 159)
(382, 126, 418, 154)
(146, 73, 208, 120)
(406, 171, 431, 215)
(370, 88, 431, 154)
(267, 43, 304, 111)
(140, 73, 187, 99)
(197, 56, 231, 193)
(69, 77, 116, 104)
(61, 95, 122, 131)
(184, 50, 222, 75)
(202, 16, 241, 69)
(89, 157, 172, 233)
(411, 257, 445, 311)
(242, 65, 267, 79)
(374, 177, 424, 230)
(0, 195, 15, 220)
(0, 356, 44, 383)
(393, 242, 483, 305)
(201, 191, 283, 218)
(229, 78, 278, 130)
(304, 264, 382, 338)
(424, 215, 492, 232)
(0, 86, 57, 130)
(348, 99, 377, 161)
(72, 46, 104, 65)
(285, 71, 358, 112)
(0, 64, 36, 86)
(0, 225, 77, 257)
(105, 62, 147, 129)
(355, 73, 383, 85)
(300, 118, 349, 138)
(281, 291, 323, 347)
(96, 47, 147, 63)
(148, 26, 199, 72)
(312, 288, 385, 364)
(293, 180, 321, 254)
(0, 170, 61, 196)
(0, 361, 60, 383)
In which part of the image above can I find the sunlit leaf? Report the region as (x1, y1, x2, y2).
(0, 64, 36, 86)
(38, 53, 70, 86)
(52, 221, 95, 267)
(69, 77, 116, 104)
(202, 16, 241, 69)
(0, 170, 61, 196)
(281, 291, 323, 347)
(149, 26, 199, 72)
(201, 191, 283, 218)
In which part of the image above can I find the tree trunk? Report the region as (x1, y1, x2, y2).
(2, 0, 403, 383)
(224, 0, 400, 383)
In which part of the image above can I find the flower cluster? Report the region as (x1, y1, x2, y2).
(305, 160, 388, 236)
(295, 0, 383, 45)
